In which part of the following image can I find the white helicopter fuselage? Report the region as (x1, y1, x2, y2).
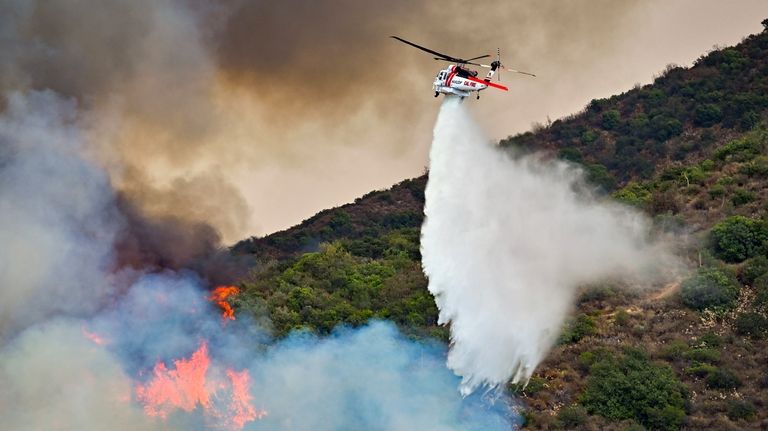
(433, 65, 488, 98)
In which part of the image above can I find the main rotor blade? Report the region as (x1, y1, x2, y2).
(391, 36, 461, 62)
(507, 68, 536, 77)
(434, 58, 482, 66)
(464, 54, 491, 62)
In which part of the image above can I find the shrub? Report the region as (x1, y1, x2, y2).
(698, 332, 722, 348)
(734, 312, 768, 338)
(560, 314, 598, 344)
(726, 399, 756, 421)
(741, 155, 768, 176)
(508, 375, 546, 396)
(694, 104, 723, 127)
(680, 268, 739, 311)
(602, 109, 621, 130)
(557, 405, 588, 428)
(705, 368, 741, 389)
(683, 347, 721, 363)
(614, 182, 652, 207)
(709, 216, 768, 263)
(755, 274, 768, 306)
(708, 184, 725, 199)
(586, 163, 617, 191)
(713, 134, 766, 162)
(615, 309, 631, 327)
(659, 340, 689, 361)
(740, 255, 768, 285)
(685, 363, 717, 378)
(580, 349, 687, 431)
(731, 189, 756, 206)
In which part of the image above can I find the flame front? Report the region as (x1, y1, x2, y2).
(135, 342, 265, 430)
(209, 286, 241, 320)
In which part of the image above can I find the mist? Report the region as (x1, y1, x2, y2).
(421, 97, 676, 394)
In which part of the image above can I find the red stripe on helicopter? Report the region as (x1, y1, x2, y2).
(466, 76, 508, 91)
(446, 71, 457, 87)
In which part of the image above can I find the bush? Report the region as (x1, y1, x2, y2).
(705, 368, 741, 389)
(580, 349, 687, 431)
(680, 268, 739, 311)
(557, 404, 588, 428)
(709, 216, 768, 263)
(734, 312, 768, 338)
(740, 256, 768, 285)
(602, 109, 621, 130)
(726, 399, 757, 421)
(756, 274, 768, 306)
(659, 340, 689, 361)
(683, 347, 721, 363)
(560, 314, 598, 344)
(614, 182, 652, 207)
(685, 363, 717, 378)
(694, 104, 723, 127)
(698, 332, 722, 348)
(731, 189, 756, 206)
(713, 133, 766, 162)
(615, 309, 631, 327)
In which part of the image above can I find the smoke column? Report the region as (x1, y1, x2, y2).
(421, 97, 673, 394)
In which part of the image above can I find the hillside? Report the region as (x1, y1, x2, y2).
(230, 22, 768, 430)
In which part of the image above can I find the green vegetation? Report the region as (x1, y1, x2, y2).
(240, 236, 436, 337)
(580, 349, 687, 431)
(705, 367, 741, 389)
(709, 216, 768, 263)
(680, 268, 739, 311)
(726, 399, 757, 421)
(740, 255, 768, 285)
(556, 405, 588, 428)
(229, 28, 768, 429)
(734, 312, 768, 338)
(559, 314, 598, 344)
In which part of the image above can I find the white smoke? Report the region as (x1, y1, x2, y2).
(0, 91, 119, 338)
(421, 97, 674, 394)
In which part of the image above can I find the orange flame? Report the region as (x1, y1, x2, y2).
(81, 326, 108, 346)
(135, 342, 265, 430)
(209, 286, 240, 320)
(136, 342, 211, 418)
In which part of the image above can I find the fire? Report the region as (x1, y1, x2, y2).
(135, 342, 265, 430)
(81, 326, 108, 345)
(209, 286, 240, 320)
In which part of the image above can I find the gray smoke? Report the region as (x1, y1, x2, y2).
(421, 97, 675, 394)
(0, 91, 516, 429)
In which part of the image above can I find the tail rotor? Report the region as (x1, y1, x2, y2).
(480, 48, 536, 80)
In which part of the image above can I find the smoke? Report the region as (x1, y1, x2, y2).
(421, 97, 675, 394)
(0, 91, 119, 338)
(0, 89, 517, 429)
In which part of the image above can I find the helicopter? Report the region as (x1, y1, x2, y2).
(391, 36, 535, 100)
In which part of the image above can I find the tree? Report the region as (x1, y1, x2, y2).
(710, 216, 768, 263)
(694, 104, 723, 127)
(580, 349, 687, 431)
(680, 268, 739, 311)
(602, 109, 621, 130)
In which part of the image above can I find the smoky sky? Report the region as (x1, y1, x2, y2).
(1, 0, 767, 239)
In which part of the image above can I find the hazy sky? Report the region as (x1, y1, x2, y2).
(3, 0, 768, 242)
